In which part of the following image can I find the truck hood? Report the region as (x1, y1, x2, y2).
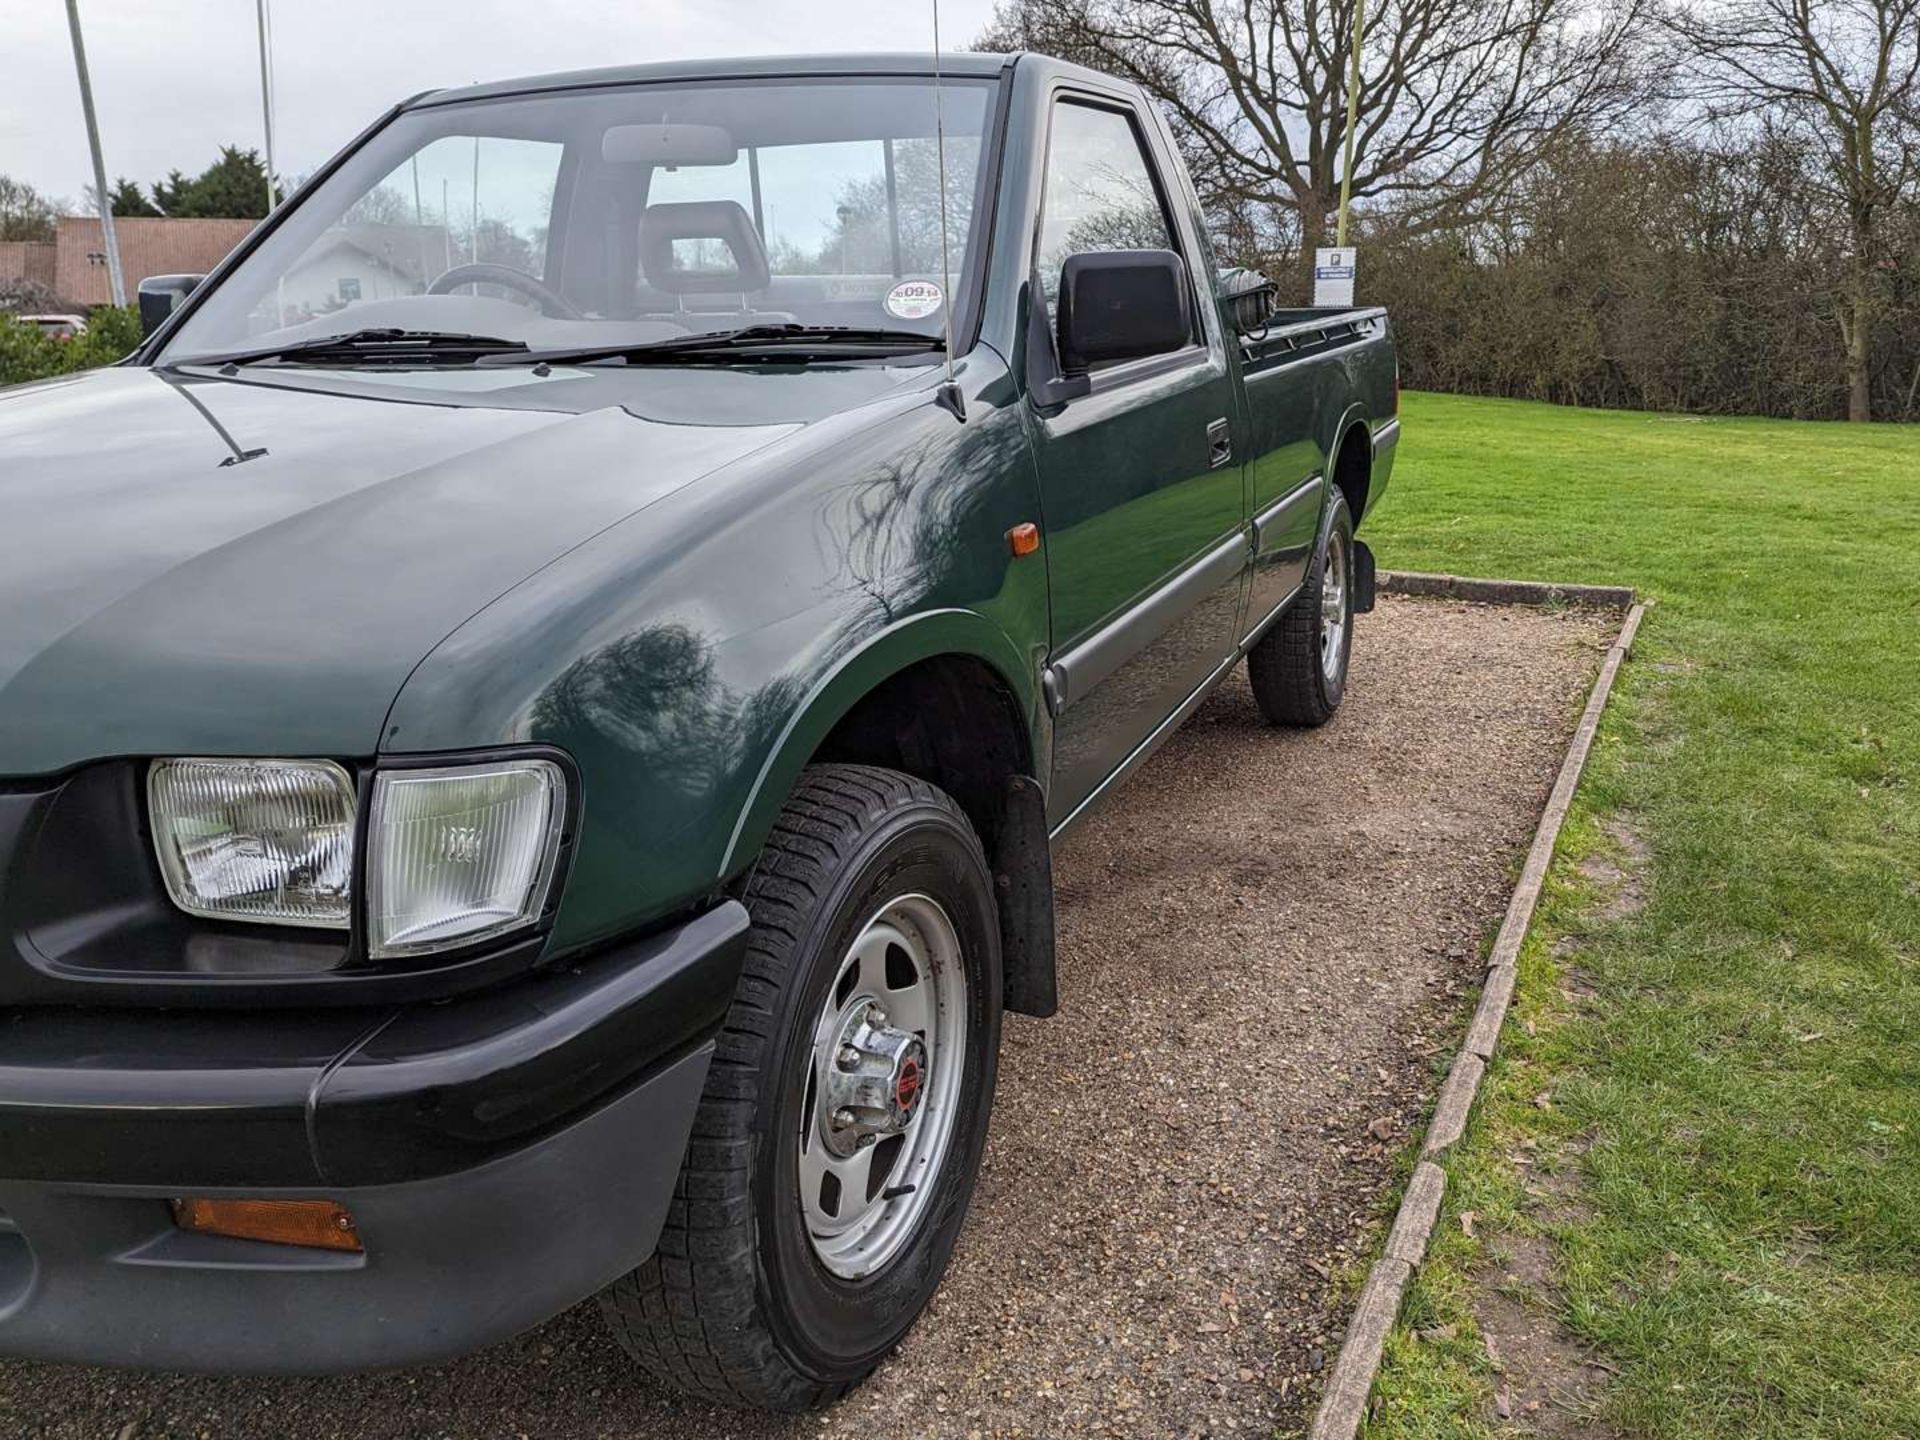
(0, 365, 814, 775)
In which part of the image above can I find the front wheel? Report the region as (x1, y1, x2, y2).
(600, 764, 1002, 1411)
(1247, 490, 1355, 727)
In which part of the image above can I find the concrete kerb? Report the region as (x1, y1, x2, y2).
(1378, 570, 1636, 610)
(1306, 585, 1646, 1440)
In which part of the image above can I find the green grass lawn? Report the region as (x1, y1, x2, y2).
(1357, 393, 1920, 1438)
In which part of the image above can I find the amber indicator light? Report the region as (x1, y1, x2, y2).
(1007, 522, 1041, 557)
(172, 1198, 364, 1253)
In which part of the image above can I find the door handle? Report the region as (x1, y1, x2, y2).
(1207, 418, 1233, 468)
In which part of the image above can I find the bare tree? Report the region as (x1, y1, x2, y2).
(980, 0, 1650, 283)
(0, 176, 61, 242)
(1666, 0, 1919, 421)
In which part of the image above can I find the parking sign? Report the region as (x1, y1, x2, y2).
(1314, 247, 1357, 307)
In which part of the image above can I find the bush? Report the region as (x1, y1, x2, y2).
(1355, 135, 1920, 422)
(0, 277, 63, 314)
(0, 306, 143, 387)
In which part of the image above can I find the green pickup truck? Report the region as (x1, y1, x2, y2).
(0, 51, 1396, 1411)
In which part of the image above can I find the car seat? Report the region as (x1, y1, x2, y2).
(636, 200, 796, 326)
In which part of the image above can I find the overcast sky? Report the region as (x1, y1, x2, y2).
(3, 0, 1003, 205)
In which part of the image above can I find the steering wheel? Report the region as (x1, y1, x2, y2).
(426, 262, 584, 320)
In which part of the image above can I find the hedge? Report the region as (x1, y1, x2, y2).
(0, 307, 145, 388)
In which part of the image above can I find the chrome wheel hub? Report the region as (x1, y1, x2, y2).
(1321, 531, 1349, 681)
(799, 893, 967, 1279)
(821, 1001, 928, 1157)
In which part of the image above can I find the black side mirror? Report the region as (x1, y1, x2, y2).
(1056, 250, 1192, 374)
(138, 274, 204, 339)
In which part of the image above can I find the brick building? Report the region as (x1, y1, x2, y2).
(0, 241, 57, 291)
(0, 216, 255, 309)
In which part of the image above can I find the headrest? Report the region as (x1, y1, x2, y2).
(638, 200, 771, 295)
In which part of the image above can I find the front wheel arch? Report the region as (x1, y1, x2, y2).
(720, 616, 1057, 1019)
(719, 612, 1040, 879)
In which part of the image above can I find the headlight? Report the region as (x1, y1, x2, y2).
(367, 759, 566, 958)
(148, 758, 357, 928)
(149, 754, 569, 959)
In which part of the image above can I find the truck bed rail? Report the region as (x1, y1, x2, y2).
(1241, 306, 1388, 357)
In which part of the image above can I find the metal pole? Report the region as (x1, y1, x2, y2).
(411, 155, 428, 292)
(64, 0, 125, 307)
(256, 0, 279, 211)
(931, 0, 957, 391)
(1335, 0, 1365, 248)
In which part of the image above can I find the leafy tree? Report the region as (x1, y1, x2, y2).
(150, 170, 192, 216)
(109, 177, 160, 217)
(152, 147, 274, 220)
(0, 175, 58, 241)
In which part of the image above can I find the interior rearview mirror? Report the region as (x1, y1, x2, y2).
(1056, 250, 1192, 374)
(602, 123, 739, 168)
(138, 274, 204, 339)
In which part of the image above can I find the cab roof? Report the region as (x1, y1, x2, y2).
(409, 52, 1037, 109)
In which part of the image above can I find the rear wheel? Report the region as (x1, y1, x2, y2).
(600, 764, 1002, 1411)
(1248, 490, 1355, 727)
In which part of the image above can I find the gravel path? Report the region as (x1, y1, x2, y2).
(0, 597, 1613, 1440)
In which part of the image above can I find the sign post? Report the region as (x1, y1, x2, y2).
(1330, 0, 1366, 306)
(1336, 0, 1365, 248)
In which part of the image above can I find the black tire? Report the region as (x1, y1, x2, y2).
(600, 764, 1003, 1411)
(1248, 490, 1355, 727)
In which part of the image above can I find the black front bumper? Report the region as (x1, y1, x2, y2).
(0, 901, 748, 1373)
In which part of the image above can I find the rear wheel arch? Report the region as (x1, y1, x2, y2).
(1329, 414, 1373, 529)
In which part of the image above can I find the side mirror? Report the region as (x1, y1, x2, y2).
(138, 274, 204, 339)
(1056, 250, 1193, 374)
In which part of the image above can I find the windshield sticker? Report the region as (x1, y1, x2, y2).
(884, 280, 944, 321)
(824, 275, 892, 301)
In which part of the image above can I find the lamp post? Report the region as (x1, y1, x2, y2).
(64, 0, 125, 307)
(256, 0, 279, 211)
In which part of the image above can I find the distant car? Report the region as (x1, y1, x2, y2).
(16, 313, 87, 341)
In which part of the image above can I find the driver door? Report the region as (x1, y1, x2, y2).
(1025, 94, 1247, 829)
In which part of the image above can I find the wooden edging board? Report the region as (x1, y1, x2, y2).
(1307, 591, 1647, 1440)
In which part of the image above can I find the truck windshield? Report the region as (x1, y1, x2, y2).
(160, 76, 997, 367)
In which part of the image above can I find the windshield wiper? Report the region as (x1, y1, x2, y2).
(480, 324, 945, 368)
(166, 328, 531, 371)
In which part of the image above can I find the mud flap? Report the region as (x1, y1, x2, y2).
(993, 774, 1058, 1018)
(1352, 539, 1377, 614)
